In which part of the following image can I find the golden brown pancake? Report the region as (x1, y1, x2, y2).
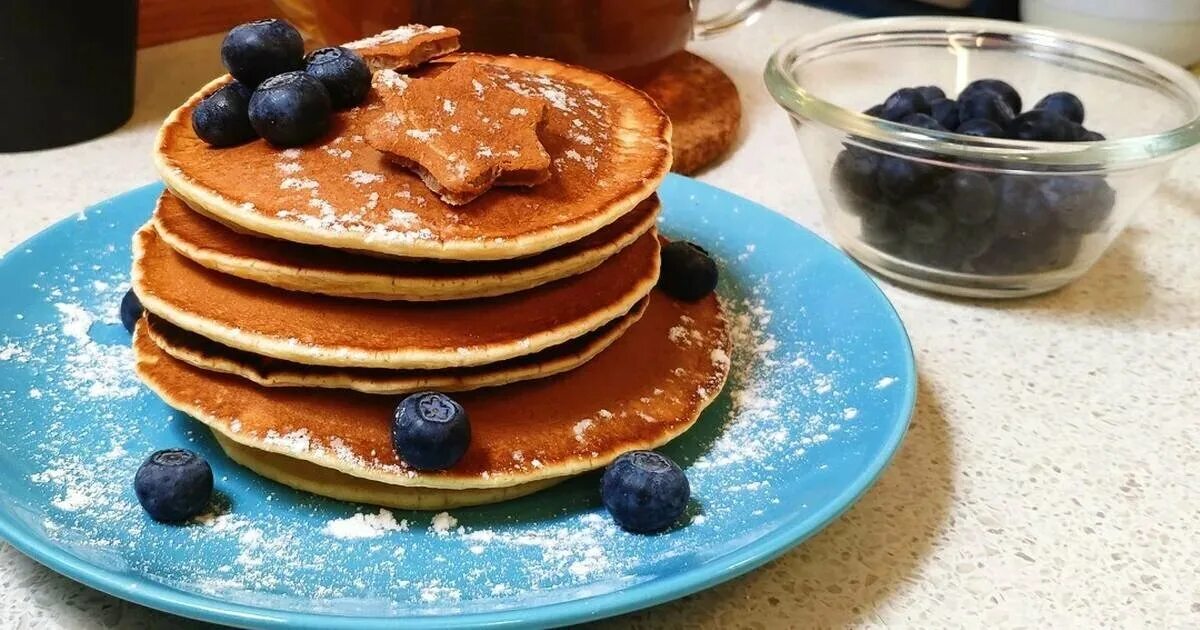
(152, 191, 659, 301)
(133, 289, 730, 490)
(154, 53, 672, 261)
(213, 434, 562, 510)
(142, 297, 647, 394)
(132, 225, 659, 369)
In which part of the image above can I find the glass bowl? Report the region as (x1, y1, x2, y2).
(765, 17, 1200, 298)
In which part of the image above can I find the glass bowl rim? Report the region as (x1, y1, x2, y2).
(764, 16, 1200, 170)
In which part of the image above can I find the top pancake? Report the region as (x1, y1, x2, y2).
(154, 53, 673, 261)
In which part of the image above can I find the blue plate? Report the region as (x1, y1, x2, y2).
(0, 175, 915, 628)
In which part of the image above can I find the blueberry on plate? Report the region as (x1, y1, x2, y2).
(879, 88, 930, 122)
(876, 156, 933, 200)
(249, 71, 333, 147)
(392, 391, 471, 470)
(304, 46, 371, 110)
(914, 85, 946, 105)
(134, 449, 213, 523)
(929, 98, 959, 130)
(119, 289, 142, 333)
(959, 79, 1022, 114)
(658, 241, 718, 301)
(1034, 91, 1085, 124)
(601, 451, 690, 534)
(955, 118, 1006, 139)
(899, 113, 946, 132)
(943, 171, 996, 225)
(1008, 110, 1076, 142)
(221, 19, 304, 88)
(957, 91, 1015, 128)
(191, 82, 258, 147)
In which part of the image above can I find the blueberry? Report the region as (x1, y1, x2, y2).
(929, 98, 960, 130)
(304, 46, 371, 110)
(957, 91, 1015, 128)
(863, 104, 884, 118)
(221, 19, 304, 88)
(191, 83, 257, 147)
(880, 88, 930, 122)
(900, 197, 951, 245)
(914, 85, 946, 104)
(832, 149, 880, 210)
(1079, 128, 1106, 142)
(860, 203, 905, 249)
(959, 79, 1022, 114)
(876, 156, 933, 200)
(1008, 110, 1076, 142)
(249, 71, 332, 147)
(955, 118, 1006, 139)
(392, 391, 471, 470)
(134, 449, 213, 523)
(600, 451, 690, 534)
(120, 289, 142, 333)
(945, 223, 997, 265)
(1034, 91, 1085, 124)
(943, 171, 996, 225)
(899, 113, 946, 132)
(658, 241, 718, 301)
(1040, 176, 1114, 233)
(994, 177, 1051, 237)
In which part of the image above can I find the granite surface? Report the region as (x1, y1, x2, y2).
(1, 2, 1198, 628)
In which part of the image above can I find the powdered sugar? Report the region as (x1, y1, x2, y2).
(324, 509, 410, 539)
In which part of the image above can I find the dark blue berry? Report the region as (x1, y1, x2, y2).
(994, 177, 1052, 237)
(120, 289, 142, 333)
(957, 91, 1015, 128)
(659, 241, 718, 301)
(392, 392, 470, 471)
(304, 46, 371, 110)
(959, 79, 1022, 114)
(914, 86, 946, 105)
(601, 451, 690, 534)
(876, 156, 933, 200)
(955, 118, 1006, 138)
(833, 150, 880, 209)
(860, 203, 904, 249)
(1034, 91, 1085, 124)
(1008, 110, 1076, 142)
(863, 104, 884, 118)
(943, 171, 996, 225)
(929, 98, 960, 130)
(946, 223, 997, 264)
(1079, 128, 1106, 142)
(880, 88, 930, 122)
(900, 197, 951, 245)
(134, 449, 213, 523)
(249, 71, 333, 147)
(191, 83, 257, 147)
(899, 113, 946, 132)
(1040, 176, 1113, 233)
(221, 19, 304, 88)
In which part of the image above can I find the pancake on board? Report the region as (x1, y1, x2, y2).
(133, 288, 730, 491)
(142, 298, 647, 394)
(154, 53, 672, 261)
(153, 190, 660, 301)
(132, 225, 659, 369)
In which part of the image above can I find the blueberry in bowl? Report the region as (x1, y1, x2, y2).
(767, 17, 1200, 297)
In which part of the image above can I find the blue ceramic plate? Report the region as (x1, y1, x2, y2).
(0, 176, 915, 628)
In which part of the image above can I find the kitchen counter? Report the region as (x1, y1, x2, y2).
(1, 3, 1197, 627)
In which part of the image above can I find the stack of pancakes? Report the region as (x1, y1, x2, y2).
(132, 47, 731, 509)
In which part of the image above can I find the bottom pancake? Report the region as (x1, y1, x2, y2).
(134, 289, 729, 490)
(212, 433, 563, 509)
(143, 298, 647, 395)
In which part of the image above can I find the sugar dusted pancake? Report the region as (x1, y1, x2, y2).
(133, 225, 658, 369)
(154, 53, 672, 261)
(153, 191, 659, 301)
(142, 298, 647, 394)
(133, 289, 730, 490)
(213, 434, 561, 510)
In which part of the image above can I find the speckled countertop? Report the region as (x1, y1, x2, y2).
(2, 3, 1198, 628)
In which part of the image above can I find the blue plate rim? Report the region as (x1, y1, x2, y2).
(0, 178, 917, 629)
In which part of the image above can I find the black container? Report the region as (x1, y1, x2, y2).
(0, 2, 138, 152)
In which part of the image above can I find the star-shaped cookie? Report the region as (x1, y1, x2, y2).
(344, 24, 461, 72)
(366, 60, 552, 205)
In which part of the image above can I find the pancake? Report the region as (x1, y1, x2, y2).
(154, 53, 672, 261)
(132, 225, 659, 369)
(153, 191, 659, 301)
(213, 434, 562, 510)
(133, 288, 730, 490)
(142, 297, 647, 394)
